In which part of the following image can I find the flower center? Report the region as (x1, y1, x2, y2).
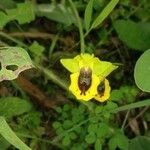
(97, 80, 105, 97)
(78, 67, 92, 95)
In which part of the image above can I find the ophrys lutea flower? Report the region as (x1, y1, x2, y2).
(60, 53, 118, 102)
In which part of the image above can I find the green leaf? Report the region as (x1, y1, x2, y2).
(88, 124, 98, 134)
(63, 120, 73, 129)
(0, 0, 16, 9)
(0, 97, 32, 119)
(117, 133, 129, 150)
(95, 139, 102, 150)
(84, 0, 94, 31)
(109, 86, 139, 103)
(62, 135, 71, 146)
(109, 89, 124, 102)
(114, 20, 150, 51)
(0, 117, 31, 150)
(134, 49, 150, 92)
(60, 58, 79, 73)
(96, 123, 110, 138)
(36, 4, 76, 25)
(0, 47, 34, 82)
(29, 41, 44, 57)
(0, 2, 35, 29)
(108, 136, 118, 150)
(109, 131, 128, 150)
(29, 41, 44, 64)
(0, 136, 10, 150)
(69, 132, 77, 140)
(91, 0, 119, 29)
(52, 121, 62, 129)
(0, 12, 8, 29)
(7, 2, 35, 24)
(129, 136, 150, 150)
(85, 133, 96, 144)
(112, 99, 150, 113)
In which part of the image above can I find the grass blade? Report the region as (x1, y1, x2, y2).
(112, 99, 150, 113)
(84, 0, 94, 31)
(90, 0, 119, 30)
(0, 117, 31, 150)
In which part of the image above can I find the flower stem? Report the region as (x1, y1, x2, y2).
(36, 64, 69, 91)
(69, 0, 85, 53)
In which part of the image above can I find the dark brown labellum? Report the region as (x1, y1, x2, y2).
(78, 67, 92, 95)
(97, 80, 105, 97)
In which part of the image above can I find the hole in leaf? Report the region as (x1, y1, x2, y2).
(6, 65, 18, 71)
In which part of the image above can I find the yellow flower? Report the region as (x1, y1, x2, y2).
(69, 72, 100, 101)
(60, 53, 117, 101)
(95, 78, 111, 102)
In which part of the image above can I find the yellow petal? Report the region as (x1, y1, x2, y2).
(94, 79, 111, 102)
(74, 53, 94, 69)
(69, 73, 100, 101)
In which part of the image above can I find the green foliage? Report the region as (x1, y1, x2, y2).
(129, 136, 150, 150)
(109, 131, 128, 150)
(0, 0, 150, 149)
(134, 49, 150, 92)
(84, 0, 94, 31)
(114, 20, 150, 51)
(0, 47, 34, 81)
(0, 2, 35, 29)
(109, 86, 139, 103)
(29, 41, 44, 64)
(0, 136, 10, 150)
(0, 0, 16, 9)
(0, 97, 32, 120)
(0, 117, 31, 150)
(52, 102, 121, 149)
(90, 0, 119, 30)
(36, 4, 76, 26)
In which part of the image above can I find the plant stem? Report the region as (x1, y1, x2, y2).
(36, 64, 69, 91)
(69, 0, 85, 53)
(0, 32, 27, 48)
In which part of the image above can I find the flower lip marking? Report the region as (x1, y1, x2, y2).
(78, 67, 92, 95)
(97, 80, 105, 97)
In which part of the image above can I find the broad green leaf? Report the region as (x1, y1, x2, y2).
(91, 0, 119, 29)
(134, 49, 150, 92)
(0, 0, 16, 9)
(60, 59, 79, 73)
(7, 2, 35, 24)
(0, 12, 8, 29)
(93, 59, 118, 77)
(114, 20, 150, 51)
(0, 2, 35, 29)
(0, 117, 31, 150)
(0, 97, 32, 119)
(36, 4, 76, 25)
(0, 47, 34, 82)
(0, 136, 10, 150)
(129, 136, 150, 150)
(84, 0, 94, 31)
